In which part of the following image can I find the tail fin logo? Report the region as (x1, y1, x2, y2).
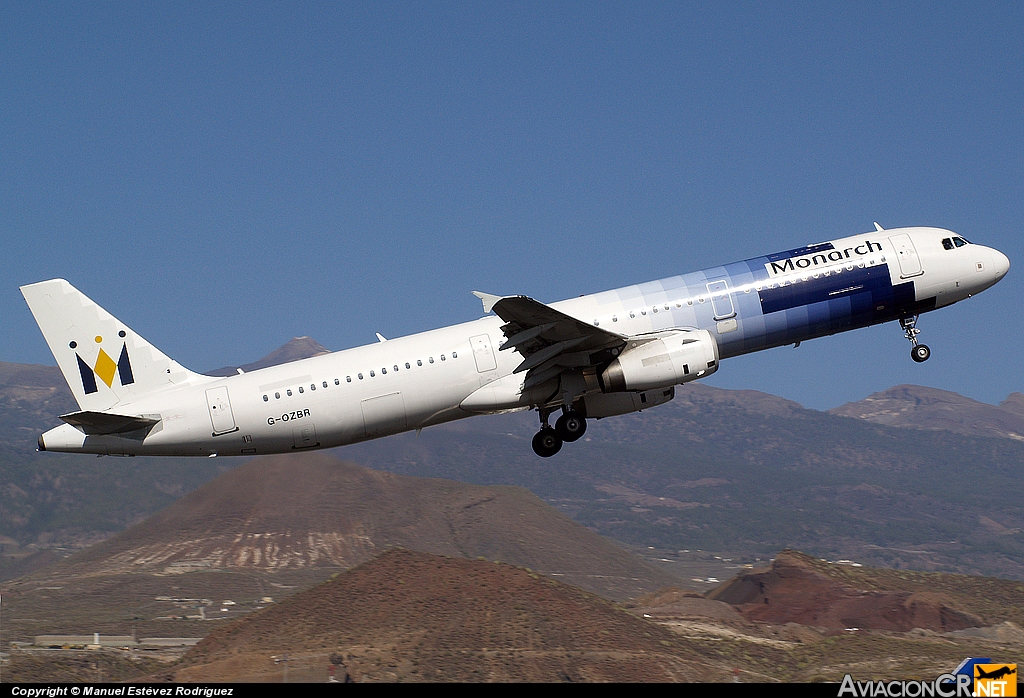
(73, 335, 135, 394)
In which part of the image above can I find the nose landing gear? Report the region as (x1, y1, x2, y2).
(532, 405, 587, 457)
(900, 316, 931, 363)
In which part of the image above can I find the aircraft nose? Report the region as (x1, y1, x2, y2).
(993, 248, 1010, 279)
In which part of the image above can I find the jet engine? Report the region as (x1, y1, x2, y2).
(599, 329, 719, 393)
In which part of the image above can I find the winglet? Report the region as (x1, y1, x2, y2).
(471, 291, 504, 314)
(873, 222, 885, 232)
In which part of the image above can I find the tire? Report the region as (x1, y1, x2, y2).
(555, 411, 587, 442)
(532, 427, 563, 457)
(911, 344, 931, 363)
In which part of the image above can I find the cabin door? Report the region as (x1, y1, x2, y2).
(889, 234, 924, 278)
(205, 386, 237, 435)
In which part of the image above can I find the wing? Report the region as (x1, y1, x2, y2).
(472, 292, 627, 390)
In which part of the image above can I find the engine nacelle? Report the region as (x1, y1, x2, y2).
(579, 386, 675, 419)
(599, 329, 719, 393)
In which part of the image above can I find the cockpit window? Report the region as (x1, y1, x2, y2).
(953, 236, 968, 247)
(942, 238, 954, 250)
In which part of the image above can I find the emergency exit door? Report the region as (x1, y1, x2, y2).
(470, 334, 497, 372)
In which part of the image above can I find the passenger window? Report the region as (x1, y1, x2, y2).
(275, 392, 280, 399)
(429, 357, 434, 364)
(612, 315, 618, 322)
(287, 389, 293, 396)
(942, 238, 954, 250)
(358, 373, 363, 380)
(687, 299, 693, 306)
(675, 302, 682, 308)
(394, 364, 399, 371)
(345, 377, 350, 383)
(263, 395, 268, 402)
(298, 386, 304, 393)
(310, 384, 315, 391)
(664, 304, 670, 311)
(370, 370, 375, 377)
(652, 307, 658, 313)
(417, 360, 422, 366)
(405, 362, 411, 369)
(594, 319, 600, 325)
(440, 354, 446, 361)
(381, 368, 386, 374)
(629, 312, 635, 318)
(641, 309, 647, 315)
(323, 381, 328, 388)
(452, 352, 457, 358)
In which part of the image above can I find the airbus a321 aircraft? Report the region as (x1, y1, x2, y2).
(22, 225, 1009, 458)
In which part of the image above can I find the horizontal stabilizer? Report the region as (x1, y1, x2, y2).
(60, 411, 160, 435)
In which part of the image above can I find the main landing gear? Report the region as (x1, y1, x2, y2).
(532, 405, 588, 457)
(900, 315, 931, 363)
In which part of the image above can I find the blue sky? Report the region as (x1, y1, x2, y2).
(2, 2, 1021, 410)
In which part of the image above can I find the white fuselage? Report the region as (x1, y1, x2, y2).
(33, 226, 1009, 457)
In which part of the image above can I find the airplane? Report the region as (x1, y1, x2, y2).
(21, 224, 1009, 459)
(975, 666, 1016, 681)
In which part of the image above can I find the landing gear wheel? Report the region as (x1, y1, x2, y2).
(532, 427, 563, 458)
(911, 344, 931, 363)
(555, 411, 587, 442)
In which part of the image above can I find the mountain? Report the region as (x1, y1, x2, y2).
(171, 549, 729, 683)
(0, 339, 333, 558)
(0, 359, 229, 564)
(830, 384, 1024, 441)
(344, 382, 1024, 580)
(709, 549, 1024, 635)
(11, 547, 1023, 683)
(206, 336, 331, 376)
(3, 338, 1023, 584)
(160, 549, 1024, 683)
(0, 361, 78, 452)
(709, 550, 984, 632)
(56, 452, 679, 600)
(0, 453, 682, 649)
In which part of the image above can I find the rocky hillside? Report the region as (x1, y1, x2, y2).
(830, 384, 1024, 441)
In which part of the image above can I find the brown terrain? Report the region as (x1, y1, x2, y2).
(157, 549, 1024, 683)
(7, 545, 1024, 682)
(54, 452, 679, 599)
(0, 452, 681, 648)
(709, 550, 987, 632)
(170, 549, 732, 683)
(3, 344, 1024, 681)
(830, 384, 1024, 441)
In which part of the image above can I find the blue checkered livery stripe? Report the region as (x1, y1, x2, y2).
(593, 243, 936, 361)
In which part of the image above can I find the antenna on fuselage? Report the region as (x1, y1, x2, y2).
(873, 222, 885, 231)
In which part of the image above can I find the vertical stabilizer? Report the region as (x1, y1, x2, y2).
(20, 279, 203, 411)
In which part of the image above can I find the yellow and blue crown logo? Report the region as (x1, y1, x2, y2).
(72, 334, 135, 394)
